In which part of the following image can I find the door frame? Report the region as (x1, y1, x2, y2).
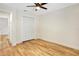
(0, 9, 13, 45)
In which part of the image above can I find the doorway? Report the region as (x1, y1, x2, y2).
(21, 16, 36, 41)
(0, 10, 11, 49)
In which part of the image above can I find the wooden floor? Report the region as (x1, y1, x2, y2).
(0, 35, 11, 49)
(0, 39, 79, 56)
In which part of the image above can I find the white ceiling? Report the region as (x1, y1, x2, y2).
(0, 3, 77, 15)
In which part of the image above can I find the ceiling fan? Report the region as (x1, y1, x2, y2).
(26, 3, 47, 11)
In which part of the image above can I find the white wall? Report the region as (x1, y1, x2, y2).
(37, 4, 79, 49)
(0, 10, 9, 35)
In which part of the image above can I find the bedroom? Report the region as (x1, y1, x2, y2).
(0, 3, 79, 56)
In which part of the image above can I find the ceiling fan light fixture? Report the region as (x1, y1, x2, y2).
(36, 6, 40, 10)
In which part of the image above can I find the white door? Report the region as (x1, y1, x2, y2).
(21, 16, 36, 41)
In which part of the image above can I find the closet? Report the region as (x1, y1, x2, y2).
(21, 16, 36, 41)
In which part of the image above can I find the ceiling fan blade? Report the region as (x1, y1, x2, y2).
(41, 7, 47, 10)
(34, 3, 40, 6)
(27, 5, 36, 7)
(41, 3, 47, 5)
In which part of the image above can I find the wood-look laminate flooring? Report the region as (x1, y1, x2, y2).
(0, 39, 79, 56)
